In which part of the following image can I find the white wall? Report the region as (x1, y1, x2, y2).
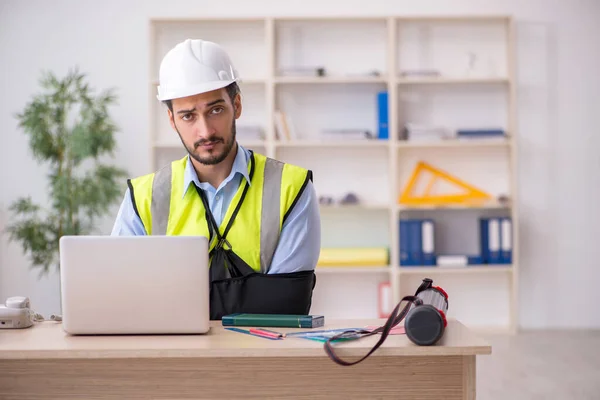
(1, 0, 599, 328)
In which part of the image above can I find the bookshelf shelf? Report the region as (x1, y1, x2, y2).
(275, 140, 388, 148)
(396, 138, 511, 149)
(317, 267, 391, 274)
(275, 76, 387, 84)
(148, 14, 518, 331)
(320, 204, 390, 212)
(397, 77, 509, 85)
(398, 265, 512, 275)
(395, 15, 511, 22)
(396, 202, 510, 212)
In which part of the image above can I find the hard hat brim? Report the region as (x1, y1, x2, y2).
(156, 79, 237, 101)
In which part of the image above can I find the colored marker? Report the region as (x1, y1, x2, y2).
(260, 328, 287, 338)
(249, 328, 285, 339)
(225, 327, 281, 340)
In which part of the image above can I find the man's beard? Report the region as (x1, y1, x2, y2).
(175, 119, 237, 166)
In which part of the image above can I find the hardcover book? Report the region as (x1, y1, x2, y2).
(221, 313, 325, 328)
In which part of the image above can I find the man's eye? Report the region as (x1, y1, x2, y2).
(210, 107, 223, 115)
(182, 113, 194, 121)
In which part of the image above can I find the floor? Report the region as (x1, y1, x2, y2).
(477, 329, 600, 399)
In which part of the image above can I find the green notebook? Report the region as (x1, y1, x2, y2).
(221, 313, 325, 328)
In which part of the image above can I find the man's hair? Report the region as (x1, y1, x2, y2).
(162, 82, 240, 113)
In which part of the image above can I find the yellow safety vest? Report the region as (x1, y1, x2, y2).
(127, 150, 312, 273)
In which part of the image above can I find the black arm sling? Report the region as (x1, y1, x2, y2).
(194, 153, 316, 320)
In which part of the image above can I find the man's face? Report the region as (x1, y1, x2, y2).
(168, 88, 241, 166)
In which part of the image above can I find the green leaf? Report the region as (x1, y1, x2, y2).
(8, 197, 41, 215)
(48, 171, 72, 215)
(75, 164, 128, 218)
(3, 67, 129, 277)
(15, 97, 60, 163)
(4, 205, 59, 274)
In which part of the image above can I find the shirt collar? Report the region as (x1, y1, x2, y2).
(182, 143, 252, 199)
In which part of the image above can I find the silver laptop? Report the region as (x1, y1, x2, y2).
(59, 235, 210, 335)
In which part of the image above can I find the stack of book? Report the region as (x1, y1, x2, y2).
(274, 110, 297, 141)
(400, 123, 453, 142)
(456, 128, 506, 140)
(317, 247, 389, 267)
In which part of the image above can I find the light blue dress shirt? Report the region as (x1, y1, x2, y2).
(111, 144, 321, 274)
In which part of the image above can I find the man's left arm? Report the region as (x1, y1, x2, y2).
(268, 180, 321, 274)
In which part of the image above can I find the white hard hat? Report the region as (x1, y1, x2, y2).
(156, 39, 239, 101)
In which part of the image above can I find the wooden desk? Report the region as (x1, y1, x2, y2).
(0, 318, 490, 399)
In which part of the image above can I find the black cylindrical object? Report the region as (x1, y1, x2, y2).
(404, 285, 449, 346)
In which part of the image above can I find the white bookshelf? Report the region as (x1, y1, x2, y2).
(148, 15, 518, 332)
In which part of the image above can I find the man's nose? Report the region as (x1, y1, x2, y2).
(195, 117, 216, 138)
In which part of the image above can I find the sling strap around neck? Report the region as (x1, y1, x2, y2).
(194, 151, 255, 255)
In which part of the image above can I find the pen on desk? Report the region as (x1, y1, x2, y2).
(225, 327, 282, 340)
(249, 328, 285, 339)
(257, 328, 287, 337)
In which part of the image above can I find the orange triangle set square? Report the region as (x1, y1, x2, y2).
(398, 162, 492, 206)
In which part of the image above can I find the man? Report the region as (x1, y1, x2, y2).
(111, 39, 321, 318)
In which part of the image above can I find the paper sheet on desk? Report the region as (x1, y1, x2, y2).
(287, 325, 405, 343)
(286, 328, 363, 342)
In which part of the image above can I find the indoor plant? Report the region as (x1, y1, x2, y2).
(4, 68, 128, 276)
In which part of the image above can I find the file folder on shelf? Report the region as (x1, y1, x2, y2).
(377, 91, 388, 139)
(480, 217, 512, 264)
(421, 219, 436, 265)
(500, 217, 512, 264)
(399, 219, 420, 266)
(399, 220, 411, 265)
(399, 219, 436, 266)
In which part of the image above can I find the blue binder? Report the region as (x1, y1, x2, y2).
(479, 218, 489, 263)
(399, 220, 410, 265)
(420, 219, 436, 265)
(480, 217, 502, 264)
(467, 255, 484, 265)
(399, 219, 425, 266)
(377, 91, 388, 140)
(410, 219, 423, 265)
(500, 217, 512, 264)
(456, 129, 505, 138)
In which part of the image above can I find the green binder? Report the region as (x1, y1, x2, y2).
(221, 313, 325, 328)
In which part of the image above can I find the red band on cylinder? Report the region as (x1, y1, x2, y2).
(433, 286, 448, 299)
(437, 309, 448, 327)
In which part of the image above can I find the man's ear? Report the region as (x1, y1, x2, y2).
(168, 109, 176, 131)
(233, 94, 242, 119)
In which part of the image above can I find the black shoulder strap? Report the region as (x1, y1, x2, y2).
(323, 279, 430, 366)
(194, 151, 256, 252)
(323, 295, 419, 366)
(415, 277, 433, 295)
(282, 169, 313, 225)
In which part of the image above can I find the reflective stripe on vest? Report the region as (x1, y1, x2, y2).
(128, 151, 311, 274)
